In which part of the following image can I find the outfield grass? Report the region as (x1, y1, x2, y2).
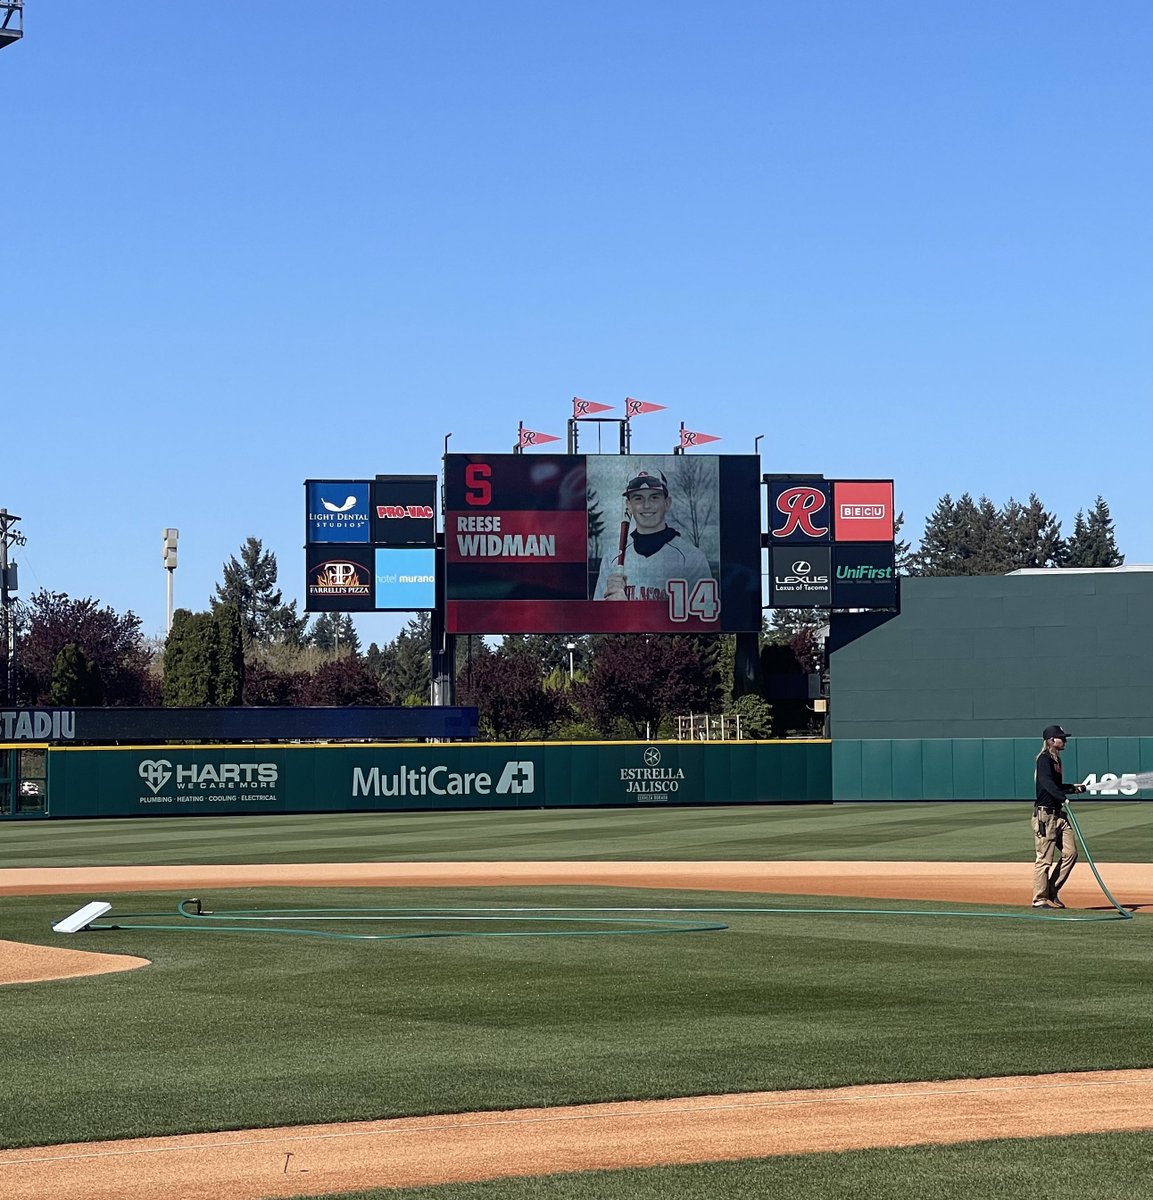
(286, 1133, 1153, 1200)
(2, 801, 1150, 866)
(1, 883, 1148, 1148)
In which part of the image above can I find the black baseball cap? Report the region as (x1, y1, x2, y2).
(1042, 725, 1070, 740)
(623, 470, 669, 496)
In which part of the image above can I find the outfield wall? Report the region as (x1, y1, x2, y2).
(9, 735, 1151, 818)
(38, 740, 833, 818)
(833, 737, 1152, 801)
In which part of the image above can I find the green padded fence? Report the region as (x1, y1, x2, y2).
(14, 736, 1151, 818)
(832, 737, 1153, 801)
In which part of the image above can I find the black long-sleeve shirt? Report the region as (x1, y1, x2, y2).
(1035, 749, 1076, 811)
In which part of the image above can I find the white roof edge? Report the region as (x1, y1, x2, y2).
(1005, 565, 1151, 575)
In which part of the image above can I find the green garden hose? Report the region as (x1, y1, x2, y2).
(1063, 798, 1132, 917)
(91, 901, 731, 940)
(86, 800, 1134, 939)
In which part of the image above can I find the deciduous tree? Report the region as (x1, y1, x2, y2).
(578, 635, 722, 738)
(18, 590, 151, 705)
(299, 657, 383, 706)
(458, 651, 568, 740)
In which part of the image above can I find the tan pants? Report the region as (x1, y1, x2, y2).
(1032, 811, 1078, 903)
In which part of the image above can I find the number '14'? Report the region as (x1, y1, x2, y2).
(668, 579, 720, 622)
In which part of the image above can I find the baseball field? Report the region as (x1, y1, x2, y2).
(1, 801, 1150, 1199)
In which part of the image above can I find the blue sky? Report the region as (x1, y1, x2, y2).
(3, 2, 1149, 645)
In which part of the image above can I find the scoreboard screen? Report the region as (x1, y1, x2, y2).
(444, 453, 761, 634)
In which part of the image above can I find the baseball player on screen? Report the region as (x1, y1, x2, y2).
(593, 470, 715, 603)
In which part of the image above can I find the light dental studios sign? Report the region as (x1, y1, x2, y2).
(0, 710, 76, 741)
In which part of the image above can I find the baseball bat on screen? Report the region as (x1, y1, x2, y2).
(617, 519, 630, 566)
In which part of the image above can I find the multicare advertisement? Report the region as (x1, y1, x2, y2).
(444, 453, 761, 633)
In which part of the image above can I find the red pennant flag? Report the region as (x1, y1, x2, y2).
(573, 397, 614, 418)
(519, 427, 561, 447)
(680, 428, 721, 448)
(625, 397, 666, 418)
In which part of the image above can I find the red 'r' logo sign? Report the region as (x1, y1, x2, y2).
(774, 487, 829, 538)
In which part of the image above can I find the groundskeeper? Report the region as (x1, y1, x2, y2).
(1032, 724, 1086, 909)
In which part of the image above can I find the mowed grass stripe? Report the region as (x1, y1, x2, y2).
(2, 803, 1149, 868)
(284, 1132, 1153, 1200)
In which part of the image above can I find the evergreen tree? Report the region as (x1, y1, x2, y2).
(499, 634, 586, 675)
(212, 537, 290, 648)
(214, 604, 246, 706)
(264, 599, 310, 648)
(912, 490, 1125, 575)
(162, 609, 220, 706)
(1065, 497, 1124, 567)
(309, 612, 361, 655)
(1002, 494, 1066, 569)
(893, 511, 915, 575)
(765, 608, 823, 644)
(912, 493, 1012, 575)
(49, 643, 104, 706)
(380, 613, 432, 705)
(364, 641, 387, 677)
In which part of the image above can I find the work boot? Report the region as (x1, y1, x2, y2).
(1048, 897, 1067, 909)
(1032, 899, 1058, 909)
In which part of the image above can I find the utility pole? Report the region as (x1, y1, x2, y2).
(1, 508, 27, 703)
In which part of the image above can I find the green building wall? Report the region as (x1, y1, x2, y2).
(828, 569, 1152, 740)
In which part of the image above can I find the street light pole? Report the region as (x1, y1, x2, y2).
(566, 642, 576, 683)
(162, 529, 179, 634)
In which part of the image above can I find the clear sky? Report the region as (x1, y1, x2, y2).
(3, 1, 1149, 645)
